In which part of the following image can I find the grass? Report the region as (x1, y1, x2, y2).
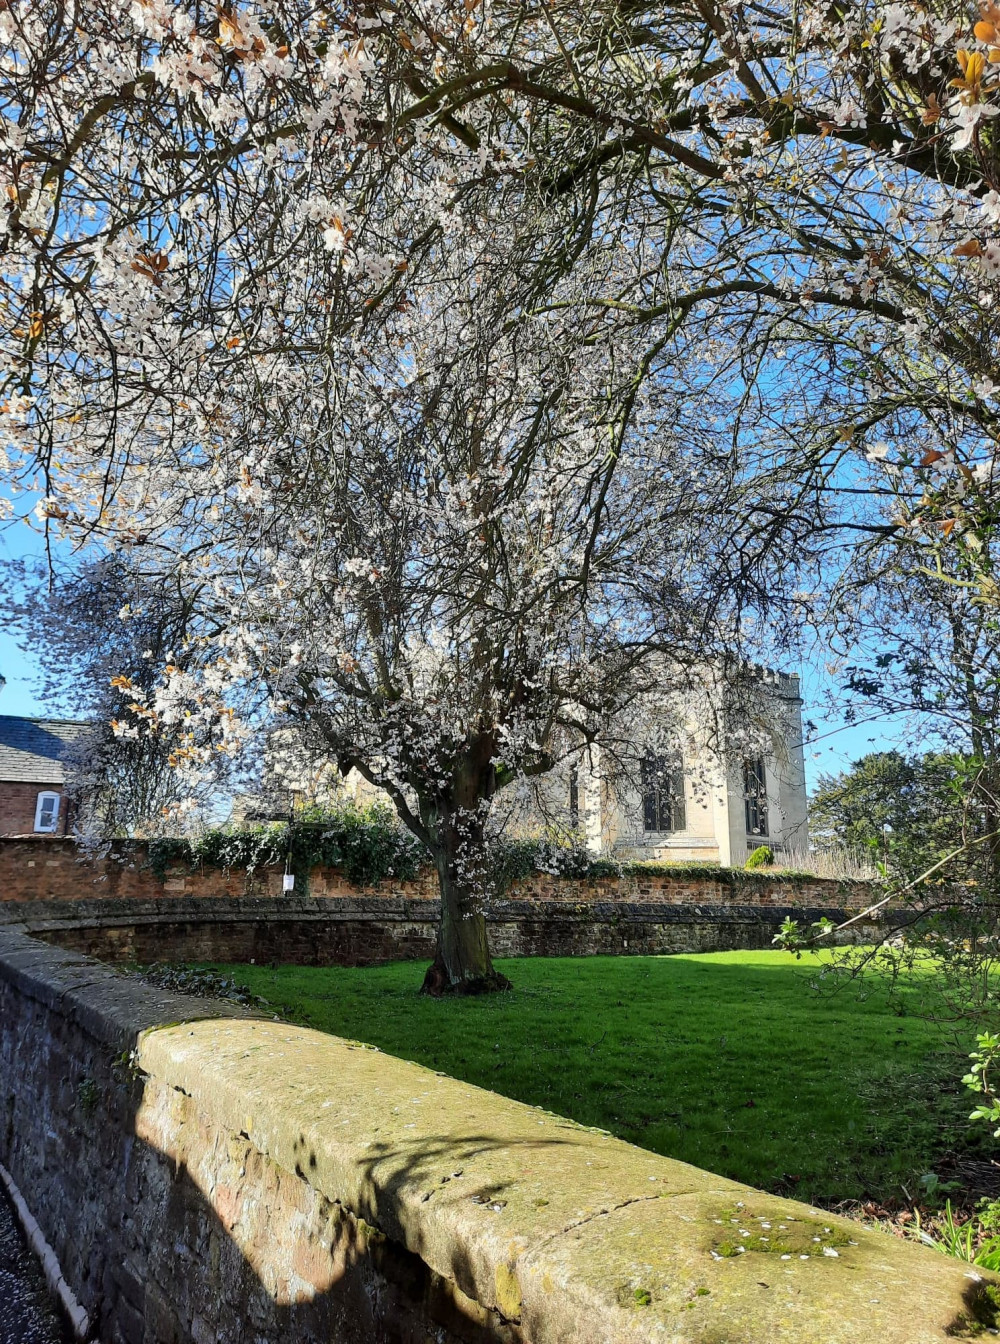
(185, 951, 991, 1204)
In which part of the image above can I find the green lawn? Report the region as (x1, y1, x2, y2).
(190, 951, 989, 1204)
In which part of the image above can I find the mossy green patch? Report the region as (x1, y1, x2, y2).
(955, 1280, 1000, 1335)
(710, 1203, 855, 1260)
(617, 1284, 653, 1308)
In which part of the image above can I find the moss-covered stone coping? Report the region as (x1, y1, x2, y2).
(137, 1022, 995, 1341)
(0, 925, 995, 1342)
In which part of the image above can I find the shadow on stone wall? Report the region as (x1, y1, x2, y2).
(0, 928, 537, 1342)
(112, 1106, 531, 1344)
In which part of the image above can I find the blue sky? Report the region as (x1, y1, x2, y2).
(0, 520, 907, 792)
(0, 518, 52, 718)
(795, 661, 913, 790)
(0, 634, 40, 716)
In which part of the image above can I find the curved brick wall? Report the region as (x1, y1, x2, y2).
(1, 894, 876, 967)
(0, 836, 870, 908)
(0, 837, 879, 968)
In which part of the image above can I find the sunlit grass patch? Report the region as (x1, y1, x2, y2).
(184, 950, 987, 1203)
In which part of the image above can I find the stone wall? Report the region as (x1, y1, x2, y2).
(1, 893, 875, 968)
(0, 927, 492, 1344)
(0, 836, 442, 903)
(0, 925, 993, 1344)
(0, 835, 868, 909)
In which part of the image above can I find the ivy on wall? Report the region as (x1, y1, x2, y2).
(146, 801, 425, 887)
(490, 844, 828, 888)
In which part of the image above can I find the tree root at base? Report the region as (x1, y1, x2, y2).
(420, 963, 513, 996)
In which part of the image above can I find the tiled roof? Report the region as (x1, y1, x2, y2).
(0, 716, 89, 785)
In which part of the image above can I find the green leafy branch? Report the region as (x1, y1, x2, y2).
(965, 1032, 1000, 1138)
(772, 832, 1000, 955)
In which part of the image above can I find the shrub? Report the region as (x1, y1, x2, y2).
(145, 835, 198, 880)
(915, 1201, 1000, 1273)
(146, 818, 829, 892)
(294, 800, 425, 885)
(146, 800, 425, 888)
(745, 844, 774, 871)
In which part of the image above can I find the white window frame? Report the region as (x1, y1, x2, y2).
(34, 791, 61, 834)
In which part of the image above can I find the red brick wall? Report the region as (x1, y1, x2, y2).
(0, 782, 72, 838)
(0, 836, 871, 909)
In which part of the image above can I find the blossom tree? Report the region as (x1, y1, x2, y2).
(90, 248, 741, 993)
(0, 0, 765, 991)
(9, 0, 1000, 594)
(13, 0, 1000, 987)
(0, 555, 208, 836)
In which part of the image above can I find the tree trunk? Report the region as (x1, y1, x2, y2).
(412, 745, 510, 995)
(421, 848, 511, 996)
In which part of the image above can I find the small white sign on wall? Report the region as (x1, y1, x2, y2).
(282, 873, 295, 892)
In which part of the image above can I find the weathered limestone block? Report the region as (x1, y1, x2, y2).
(137, 1015, 1000, 1344)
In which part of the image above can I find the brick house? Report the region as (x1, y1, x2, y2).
(0, 716, 88, 837)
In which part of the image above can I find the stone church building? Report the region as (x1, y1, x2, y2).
(262, 666, 809, 868)
(516, 668, 809, 866)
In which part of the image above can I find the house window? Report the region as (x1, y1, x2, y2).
(744, 757, 768, 837)
(569, 767, 580, 828)
(641, 753, 685, 833)
(34, 791, 61, 834)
